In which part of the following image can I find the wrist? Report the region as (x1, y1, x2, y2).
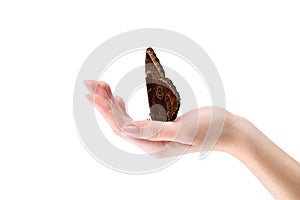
(215, 112, 253, 157)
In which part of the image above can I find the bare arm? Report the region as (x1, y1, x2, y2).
(219, 115, 300, 200)
(85, 80, 300, 199)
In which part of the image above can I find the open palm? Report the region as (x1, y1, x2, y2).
(84, 80, 228, 158)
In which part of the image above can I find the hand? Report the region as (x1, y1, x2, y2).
(84, 80, 231, 158)
(84, 80, 300, 199)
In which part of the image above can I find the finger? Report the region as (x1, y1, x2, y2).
(111, 94, 133, 122)
(99, 81, 112, 98)
(84, 80, 99, 93)
(84, 80, 110, 99)
(87, 93, 131, 135)
(85, 81, 122, 117)
(87, 93, 112, 113)
(115, 95, 126, 113)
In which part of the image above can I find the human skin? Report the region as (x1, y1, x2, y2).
(84, 80, 300, 200)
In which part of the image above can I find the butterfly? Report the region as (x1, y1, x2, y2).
(145, 47, 180, 121)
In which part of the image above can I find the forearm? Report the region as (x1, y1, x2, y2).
(221, 115, 300, 199)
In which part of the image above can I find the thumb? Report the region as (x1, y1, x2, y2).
(121, 120, 192, 144)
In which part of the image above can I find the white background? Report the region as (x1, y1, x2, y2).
(1, 1, 299, 199)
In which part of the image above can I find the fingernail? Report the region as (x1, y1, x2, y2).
(121, 125, 140, 137)
(84, 80, 97, 92)
(85, 94, 93, 103)
(99, 81, 106, 86)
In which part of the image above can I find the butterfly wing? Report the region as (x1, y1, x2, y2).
(145, 48, 180, 121)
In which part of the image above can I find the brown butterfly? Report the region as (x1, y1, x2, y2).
(145, 47, 180, 121)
